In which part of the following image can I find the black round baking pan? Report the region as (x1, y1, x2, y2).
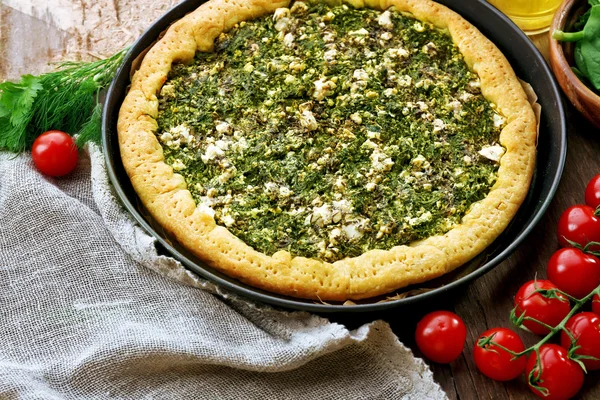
(102, 0, 567, 312)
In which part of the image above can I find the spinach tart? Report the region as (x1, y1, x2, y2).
(118, 0, 537, 301)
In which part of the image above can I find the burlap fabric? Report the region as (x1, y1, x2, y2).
(0, 146, 446, 399)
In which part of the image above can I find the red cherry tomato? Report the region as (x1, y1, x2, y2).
(585, 173, 600, 209)
(557, 205, 600, 250)
(547, 248, 600, 299)
(31, 130, 78, 177)
(415, 311, 467, 364)
(473, 327, 527, 381)
(594, 294, 600, 316)
(514, 280, 571, 335)
(526, 344, 584, 400)
(560, 312, 600, 371)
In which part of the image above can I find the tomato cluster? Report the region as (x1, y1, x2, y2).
(415, 174, 600, 400)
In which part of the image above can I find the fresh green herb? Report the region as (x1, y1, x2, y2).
(0, 48, 128, 153)
(553, 2, 600, 91)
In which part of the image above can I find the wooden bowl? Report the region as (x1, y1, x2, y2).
(549, 0, 600, 128)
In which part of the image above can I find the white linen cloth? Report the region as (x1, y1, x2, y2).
(0, 146, 446, 399)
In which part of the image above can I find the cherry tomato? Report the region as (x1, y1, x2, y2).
(415, 311, 467, 364)
(526, 344, 584, 400)
(514, 280, 571, 335)
(585, 173, 600, 209)
(31, 130, 78, 177)
(557, 205, 600, 250)
(593, 294, 600, 316)
(560, 312, 600, 371)
(547, 248, 600, 299)
(473, 327, 527, 381)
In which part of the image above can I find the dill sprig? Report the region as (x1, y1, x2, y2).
(0, 48, 128, 153)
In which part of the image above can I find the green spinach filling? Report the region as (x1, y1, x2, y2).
(155, 2, 505, 262)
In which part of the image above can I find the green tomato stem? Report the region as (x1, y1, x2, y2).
(552, 29, 586, 42)
(484, 285, 600, 360)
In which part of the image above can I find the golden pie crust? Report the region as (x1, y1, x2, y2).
(117, 0, 537, 301)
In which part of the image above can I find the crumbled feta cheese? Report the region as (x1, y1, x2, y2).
(350, 81, 368, 93)
(388, 48, 409, 59)
(265, 182, 279, 193)
(218, 169, 236, 183)
(312, 79, 336, 100)
(493, 113, 506, 128)
(279, 186, 292, 198)
(353, 69, 369, 81)
(478, 145, 505, 162)
(350, 112, 362, 124)
(342, 223, 363, 240)
(215, 140, 229, 151)
(300, 110, 319, 131)
(459, 91, 474, 102)
(167, 124, 195, 148)
(334, 177, 346, 190)
(447, 100, 462, 112)
(349, 28, 369, 36)
(289, 61, 306, 72)
(171, 159, 186, 171)
(383, 88, 397, 97)
(397, 75, 412, 87)
(416, 101, 429, 111)
(201, 144, 225, 163)
(329, 228, 342, 244)
(414, 22, 425, 32)
(411, 155, 428, 168)
(310, 204, 333, 227)
(160, 84, 175, 98)
(317, 154, 330, 165)
(159, 131, 174, 147)
(323, 32, 335, 42)
(290, 1, 308, 14)
(407, 211, 432, 226)
(215, 121, 233, 135)
(197, 203, 215, 217)
(463, 155, 472, 164)
(378, 10, 394, 30)
(283, 33, 295, 47)
(376, 223, 394, 239)
(324, 49, 337, 63)
(433, 119, 445, 133)
(231, 136, 248, 151)
(370, 148, 394, 172)
(221, 214, 236, 227)
(273, 7, 290, 21)
(367, 131, 381, 140)
(323, 10, 335, 21)
(206, 188, 218, 198)
(469, 80, 481, 89)
(333, 199, 353, 214)
(422, 42, 437, 54)
(380, 32, 393, 41)
(364, 50, 376, 59)
(361, 139, 378, 149)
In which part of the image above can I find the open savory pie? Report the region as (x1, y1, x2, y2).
(118, 0, 537, 301)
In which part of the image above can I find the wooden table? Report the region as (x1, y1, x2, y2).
(2, 4, 599, 399)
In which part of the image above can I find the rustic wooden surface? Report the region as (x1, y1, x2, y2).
(2, 4, 600, 399)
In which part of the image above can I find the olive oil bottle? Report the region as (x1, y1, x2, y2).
(487, 0, 562, 34)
